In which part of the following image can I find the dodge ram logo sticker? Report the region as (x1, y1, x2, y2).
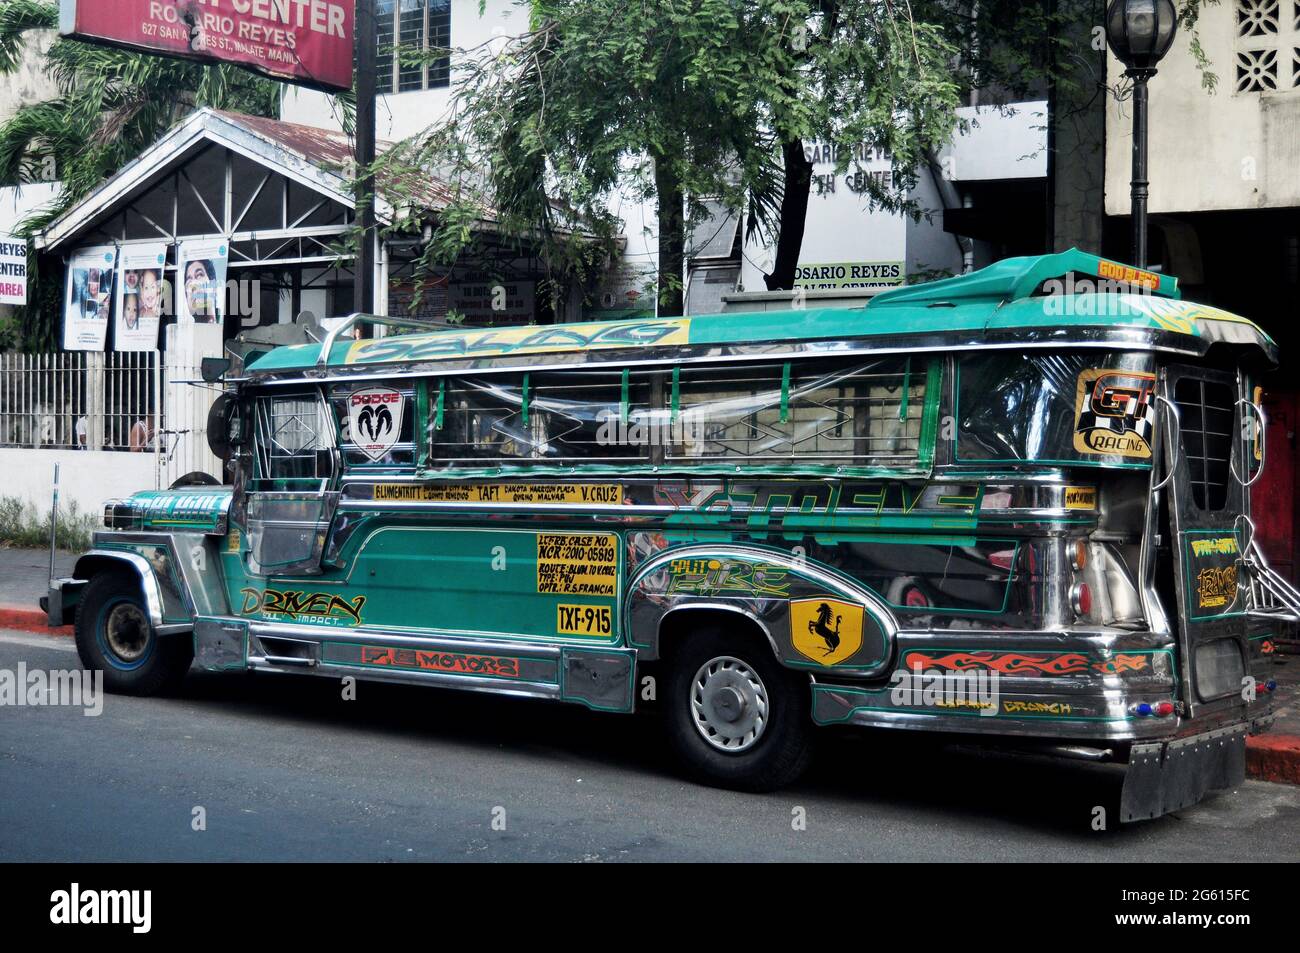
(348, 386, 404, 462)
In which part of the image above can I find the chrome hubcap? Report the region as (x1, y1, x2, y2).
(690, 655, 768, 752)
(105, 603, 150, 662)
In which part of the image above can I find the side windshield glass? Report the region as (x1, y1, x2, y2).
(429, 369, 653, 467)
(665, 358, 926, 469)
(425, 357, 930, 472)
(956, 351, 1157, 467)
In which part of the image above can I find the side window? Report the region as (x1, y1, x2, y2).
(329, 382, 417, 469)
(429, 369, 653, 467)
(423, 358, 931, 472)
(253, 391, 335, 483)
(665, 358, 927, 468)
(1172, 377, 1234, 511)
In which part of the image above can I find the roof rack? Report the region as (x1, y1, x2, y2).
(869, 248, 1181, 309)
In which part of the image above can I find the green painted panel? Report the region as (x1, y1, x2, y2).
(230, 525, 622, 646)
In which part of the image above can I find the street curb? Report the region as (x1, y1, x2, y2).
(0, 605, 72, 637)
(1246, 734, 1300, 785)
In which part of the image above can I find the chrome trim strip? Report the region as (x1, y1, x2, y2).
(244, 620, 565, 659)
(247, 657, 563, 701)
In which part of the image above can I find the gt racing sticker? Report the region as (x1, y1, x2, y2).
(348, 386, 404, 462)
(1073, 368, 1156, 459)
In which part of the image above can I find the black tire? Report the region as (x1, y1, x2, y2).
(664, 626, 813, 792)
(74, 570, 193, 695)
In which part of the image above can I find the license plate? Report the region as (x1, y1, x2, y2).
(556, 604, 612, 636)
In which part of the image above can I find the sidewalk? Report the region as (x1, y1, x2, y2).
(0, 545, 1296, 782)
(0, 545, 76, 633)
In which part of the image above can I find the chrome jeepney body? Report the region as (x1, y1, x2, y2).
(60, 250, 1292, 820)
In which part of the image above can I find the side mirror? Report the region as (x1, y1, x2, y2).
(201, 357, 232, 383)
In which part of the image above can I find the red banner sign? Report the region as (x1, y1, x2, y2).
(59, 0, 354, 93)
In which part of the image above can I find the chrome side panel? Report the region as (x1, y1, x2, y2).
(624, 542, 899, 676)
(76, 530, 235, 633)
(812, 625, 1180, 740)
(225, 620, 638, 713)
(73, 548, 176, 632)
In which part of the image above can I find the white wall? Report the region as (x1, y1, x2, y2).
(938, 103, 1048, 182)
(0, 448, 157, 519)
(1105, 2, 1300, 215)
(281, 0, 526, 141)
(739, 104, 1047, 292)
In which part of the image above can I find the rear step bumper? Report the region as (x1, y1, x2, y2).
(1121, 724, 1246, 822)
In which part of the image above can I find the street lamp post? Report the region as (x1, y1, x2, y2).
(1104, 0, 1179, 269)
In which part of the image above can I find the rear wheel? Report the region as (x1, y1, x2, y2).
(664, 627, 812, 791)
(75, 570, 193, 695)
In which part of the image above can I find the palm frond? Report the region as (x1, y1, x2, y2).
(0, 0, 56, 75)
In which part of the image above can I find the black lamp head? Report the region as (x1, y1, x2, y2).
(1105, 0, 1179, 72)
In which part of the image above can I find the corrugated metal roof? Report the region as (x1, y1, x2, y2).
(211, 110, 461, 211)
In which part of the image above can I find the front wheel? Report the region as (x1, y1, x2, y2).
(664, 628, 813, 792)
(75, 570, 193, 695)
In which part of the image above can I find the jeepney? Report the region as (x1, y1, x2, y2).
(53, 249, 1294, 821)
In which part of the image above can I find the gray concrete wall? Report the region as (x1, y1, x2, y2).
(0, 30, 56, 125)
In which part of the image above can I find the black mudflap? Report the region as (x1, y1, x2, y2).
(1120, 724, 1247, 822)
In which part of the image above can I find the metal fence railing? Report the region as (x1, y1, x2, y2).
(0, 352, 161, 452)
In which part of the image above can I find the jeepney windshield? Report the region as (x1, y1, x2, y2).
(956, 351, 1158, 468)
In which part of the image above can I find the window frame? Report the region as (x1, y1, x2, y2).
(250, 387, 338, 489)
(417, 356, 942, 479)
(377, 0, 452, 95)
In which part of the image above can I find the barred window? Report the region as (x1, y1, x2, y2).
(425, 358, 928, 471)
(1173, 378, 1235, 511)
(254, 392, 334, 482)
(377, 0, 451, 95)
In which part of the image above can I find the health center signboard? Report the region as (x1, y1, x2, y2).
(59, 0, 355, 93)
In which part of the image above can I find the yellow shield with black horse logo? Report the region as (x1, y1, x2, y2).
(790, 597, 865, 666)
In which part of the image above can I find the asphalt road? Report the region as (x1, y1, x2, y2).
(1, 629, 1297, 862)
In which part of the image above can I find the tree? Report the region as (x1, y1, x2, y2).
(0, 0, 282, 349)
(376, 0, 789, 317)
(384, 0, 1224, 311)
(374, 0, 972, 310)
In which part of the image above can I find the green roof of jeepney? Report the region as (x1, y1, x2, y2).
(244, 249, 1276, 375)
